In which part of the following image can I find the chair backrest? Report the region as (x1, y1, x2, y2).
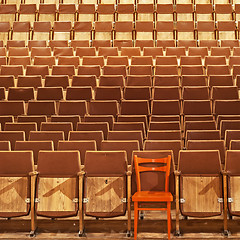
(134, 154, 171, 192)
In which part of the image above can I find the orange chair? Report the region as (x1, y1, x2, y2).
(132, 155, 173, 240)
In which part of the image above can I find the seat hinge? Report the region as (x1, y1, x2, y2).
(35, 198, 40, 203)
(218, 198, 223, 203)
(25, 198, 30, 203)
(121, 198, 127, 203)
(180, 198, 185, 204)
(228, 198, 234, 203)
(83, 198, 89, 203)
(73, 198, 78, 203)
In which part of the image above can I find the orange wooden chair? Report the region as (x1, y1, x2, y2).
(132, 155, 173, 240)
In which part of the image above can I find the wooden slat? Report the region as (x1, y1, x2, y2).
(86, 177, 124, 213)
(230, 176, 240, 212)
(182, 176, 221, 213)
(38, 177, 76, 212)
(0, 177, 28, 213)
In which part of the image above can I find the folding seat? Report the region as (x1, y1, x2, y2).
(116, 4, 135, 22)
(84, 115, 114, 130)
(175, 4, 194, 21)
(17, 115, 47, 131)
(211, 86, 239, 101)
(17, 75, 42, 89)
(152, 86, 181, 100)
(121, 47, 141, 59)
(113, 21, 134, 49)
(0, 131, 25, 149)
(156, 4, 174, 21)
(182, 86, 209, 100)
(0, 87, 6, 100)
(58, 100, 88, 117)
(217, 21, 237, 40)
(27, 100, 56, 116)
(58, 56, 80, 67)
(58, 140, 96, 165)
(7, 87, 34, 101)
(58, 4, 76, 22)
(4, 122, 37, 141)
(34, 151, 82, 235)
(166, 47, 186, 58)
(177, 40, 197, 49)
(93, 21, 112, 41)
(135, 21, 155, 42)
(72, 76, 97, 88)
(151, 100, 181, 116)
(77, 4, 95, 22)
(0, 65, 23, 78)
(229, 140, 240, 149)
(0, 116, 14, 130)
(107, 130, 144, 149)
(225, 130, 240, 149)
(0, 100, 25, 116)
(181, 66, 204, 75)
(103, 65, 127, 77)
(77, 66, 100, 78)
(232, 65, 240, 78)
(29, 131, 64, 150)
(144, 140, 182, 163)
(117, 115, 148, 130)
(82, 56, 105, 67)
(175, 150, 223, 235)
(184, 115, 214, 122)
(155, 65, 179, 76)
(129, 65, 153, 76)
(97, 47, 118, 60)
(156, 21, 175, 41)
(215, 4, 233, 21)
(0, 22, 10, 47)
(76, 47, 96, 58)
(53, 47, 74, 58)
(15, 140, 53, 165)
(9, 56, 31, 68)
(106, 56, 128, 66)
(101, 140, 139, 165)
(96, 4, 115, 22)
(113, 122, 146, 138)
(208, 75, 234, 87)
(150, 115, 181, 123)
(52, 65, 75, 78)
(184, 121, 217, 137)
(12, 22, 31, 43)
(221, 40, 239, 49)
(197, 21, 216, 40)
(38, 4, 56, 24)
(217, 115, 240, 130)
(0, 151, 35, 235)
(229, 56, 240, 67)
(156, 56, 178, 66)
(185, 130, 221, 142)
(0, 141, 11, 150)
(149, 122, 181, 131)
(123, 86, 151, 101)
(82, 151, 131, 236)
(73, 22, 93, 42)
(233, 46, 240, 56)
(188, 47, 209, 59)
(51, 115, 80, 131)
(95, 86, 122, 101)
(120, 100, 150, 117)
(147, 130, 182, 141)
(136, 4, 154, 22)
(206, 65, 231, 76)
(199, 40, 219, 50)
(126, 75, 152, 87)
(33, 56, 55, 68)
(143, 47, 164, 60)
(18, 4, 36, 25)
(66, 86, 93, 101)
(40, 122, 73, 140)
(195, 4, 214, 22)
(26, 65, 49, 78)
(183, 100, 212, 116)
(210, 47, 231, 58)
(52, 21, 72, 41)
(36, 87, 63, 101)
(31, 47, 51, 59)
(180, 56, 202, 66)
(49, 40, 69, 50)
(98, 75, 124, 88)
(0, 4, 17, 26)
(205, 56, 227, 66)
(70, 40, 90, 50)
(220, 120, 240, 139)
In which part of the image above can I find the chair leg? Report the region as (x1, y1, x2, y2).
(167, 202, 171, 240)
(134, 201, 139, 240)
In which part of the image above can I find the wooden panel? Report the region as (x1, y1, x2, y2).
(157, 32, 174, 40)
(59, 14, 75, 22)
(230, 176, 240, 212)
(216, 14, 232, 21)
(54, 32, 71, 41)
(85, 177, 124, 213)
(198, 32, 215, 40)
(0, 177, 28, 212)
(38, 177, 76, 212)
(38, 15, 55, 24)
(115, 32, 132, 40)
(137, 32, 153, 40)
(98, 15, 114, 22)
(33, 32, 50, 41)
(78, 15, 95, 22)
(138, 14, 153, 21)
(219, 32, 235, 40)
(75, 32, 91, 41)
(196, 14, 213, 21)
(157, 14, 173, 21)
(182, 176, 221, 213)
(118, 14, 134, 22)
(95, 32, 112, 41)
(178, 32, 194, 40)
(177, 14, 193, 21)
(13, 33, 29, 42)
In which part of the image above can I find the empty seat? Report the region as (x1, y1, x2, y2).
(220, 120, 240, 139)
(12, 22, 31, 42)
(99, 75, 125, 88)
(186, 130, 221, 142)
(66, 87, 93, 101)
(149, 121, 181, 131)
(156, 4, 174, 21)
(77, 4, 95, 22)
(126, 75, 152, 87)
(182, 87, 209, 100)
(217, 21, 237, 40)
(73, 22, 93, 41)
(17, 75, 42, 89)
(8, 87, 34, 101)
(183, 100, 212, 115)
(26, 65, 49, 78)
(27, 100, 56, 116)
(156, 21, 175, 40)
(211, 86, 239, 101)
(77, 66, 101, 78)
(151, 100, 181, 116)
(45, 75, 69, 89)
(0, 101, 25, 116)
(197, 21, 216, 40)
(116, 4, 135, 22)
(84, 115, 114, 130)
(58, 100, 88, 117)
(213, 100, 240, 117)
(94, 21, 112, 41)
(95, 87, 122, 101)
(0, 131, 25, 150)
(72, 75, 97, 88)
(17, 115, 47, 131)
(53, 21, 72, 41)
(36, 87, 63, 101)
(0, 141, 11, 150)
(123, 87, 151, 101)
(152, 87, 180, 100)
(181, 75, 207, 87)
(120, 100, 150, 116)
(0, 22, 11, 46)
(147, 130, 182, 140)
(0, 4, 17, 26)
(1, 65, 24, 78)
(58, 4, 76, 22)
(96, 4, 115, 22)
(209, 75, 234, 87)
(38, 4, 56, 23)
(154, 75, 180, 87)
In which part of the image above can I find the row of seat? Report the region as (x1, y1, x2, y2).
(3, 3, 240, 22)
(0, 86, 239, 101)
(1, 149, 240, 237)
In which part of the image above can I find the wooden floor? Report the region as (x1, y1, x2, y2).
(1, 211, 240, 240)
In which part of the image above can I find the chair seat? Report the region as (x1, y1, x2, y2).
(132, 191, 173, 202)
